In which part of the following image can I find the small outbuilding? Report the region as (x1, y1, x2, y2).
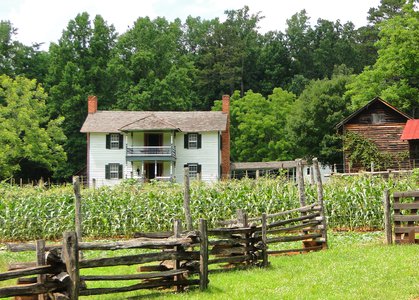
(336, 97, 412, 172)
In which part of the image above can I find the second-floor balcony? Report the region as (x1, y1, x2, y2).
(126, 145, 176, 161)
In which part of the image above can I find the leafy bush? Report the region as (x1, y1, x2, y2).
(343, 132, 409, 170)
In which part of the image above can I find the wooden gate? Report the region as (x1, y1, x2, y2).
(384, 190, 419, 244)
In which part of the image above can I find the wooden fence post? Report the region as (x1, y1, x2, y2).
(183, 168, 193, 231)
(173, 219, 182, 292)
(72, 176, 82, 243)
(261, 213, 268, 267)
(199, 219, 208, 291)
(62, 232, 79, 300)
(313, 158, 328, 249)
(310, 166, 315, 185)
(36, 239, 46, 300)
(383, 189, 392, 245)
(236, 209, 248, 227)
(295, 159, 306, 207)
(236, 209, 250, 265)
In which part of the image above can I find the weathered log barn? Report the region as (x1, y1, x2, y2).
(337, 97, 412, 172)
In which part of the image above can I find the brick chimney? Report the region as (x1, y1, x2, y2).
(88, 95, 97, 114)
(221, 94, 230, 179)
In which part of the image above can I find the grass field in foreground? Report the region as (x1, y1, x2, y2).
(0, 232, 418, 300)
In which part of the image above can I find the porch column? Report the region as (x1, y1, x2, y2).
(171, 131, 174, 145)
(141, 161, 144, 177)
(154, 160, 157, 177)
(170, 161, 173, 177)
(131, 161, 133, 178)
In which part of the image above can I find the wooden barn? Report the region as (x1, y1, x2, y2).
(337, 97, 412, 172)
(401, 119, 419, 167)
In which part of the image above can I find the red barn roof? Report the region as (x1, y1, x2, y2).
(401, 119, 419, 140)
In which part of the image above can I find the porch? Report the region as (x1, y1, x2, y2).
(127, 160, 176, 182)
(126, 145, 176, 160)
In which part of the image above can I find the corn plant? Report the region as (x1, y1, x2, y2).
(0, 174, 417, 241)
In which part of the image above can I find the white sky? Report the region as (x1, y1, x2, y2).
(1, 0, 381, 50)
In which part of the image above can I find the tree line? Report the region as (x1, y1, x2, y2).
(0, 0, 417, 180)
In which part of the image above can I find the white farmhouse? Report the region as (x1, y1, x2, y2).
(80, 95, 231, 187)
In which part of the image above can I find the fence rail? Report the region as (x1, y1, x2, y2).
(0, 222, 207, 299)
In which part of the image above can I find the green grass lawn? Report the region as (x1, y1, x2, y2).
(0, 232, 418, 300)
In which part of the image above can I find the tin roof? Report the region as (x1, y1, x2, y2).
(400, 119, 419, 140)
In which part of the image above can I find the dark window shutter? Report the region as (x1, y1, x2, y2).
(119, 134, 124, 149)
(197, 164, 202, 174)
(106, 134, 110, 149)
(197, 133, 202, 149)
(105, 164, 110, 179)
(184, 134, 189, 149)
(118, 164, 123, 179)
(220, 134, 222, 150)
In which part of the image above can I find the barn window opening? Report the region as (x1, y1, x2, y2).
(371, 113, 385, 124)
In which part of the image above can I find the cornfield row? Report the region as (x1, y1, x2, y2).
(0, 173, 417, 241)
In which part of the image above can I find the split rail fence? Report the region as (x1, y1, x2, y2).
(0, 221, 208, 299)
(0, 158, 328, 299)
(0, 204, 327, 299)
(209, 202, 327, 270)
(201, 158, 327, 271)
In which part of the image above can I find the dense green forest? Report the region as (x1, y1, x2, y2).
(0, 0, 418, 180)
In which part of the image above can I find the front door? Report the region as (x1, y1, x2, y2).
(145, 162, 163, 180)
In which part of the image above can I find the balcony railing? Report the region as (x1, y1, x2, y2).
(126, 146, 176, 159)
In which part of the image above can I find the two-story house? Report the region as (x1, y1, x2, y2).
(80, 95, 230, 187)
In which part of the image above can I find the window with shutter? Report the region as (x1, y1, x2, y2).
(106, 163, 123, 179)
(188, 133, 198, 149)
(110, 133, 120, 149)
(186, 163, 201, 180)
(185, 133, 201, 149)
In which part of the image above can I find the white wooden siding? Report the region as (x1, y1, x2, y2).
(89, 133, 126, 187)
(175, 132, 220, 183)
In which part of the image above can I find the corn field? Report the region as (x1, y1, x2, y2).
(0, 173, 417, 242)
